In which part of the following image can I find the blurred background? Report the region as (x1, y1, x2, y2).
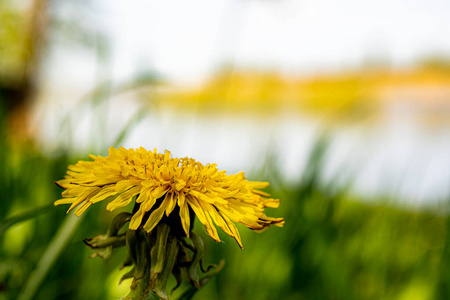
(1, 0, 450, 299)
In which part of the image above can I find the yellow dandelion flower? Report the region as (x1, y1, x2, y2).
(55, 146, 284, 249)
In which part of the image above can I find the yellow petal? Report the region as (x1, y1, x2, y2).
(188, 190, 228, 205)
(221, 213, 243, 249)
(74, 201, 92, 216)
(152, 185, 168, 200)
(106, 186, 141, 211)
(165, 192, 177, 217)
(115, 179, 141, 193)
(249, 181, 270, 189)
(177, 191, 186, 207)
(129, 205, 146, 230)
(89, 186, 117, 203)
(135, 187, 151, 204)
(129, 189, 158, 230)
(186, 195, 207, 226)
(179, 203, 191, 237)
(252, 190, 272, 198)
(203, 203, 242, 247)
(143, 195, 171, 232)
(195, 198, 220, 242)
(67, 187, 101, 212)
(55, 179, 73, 189)
(261, 198, 280, 208)
(174, 179, 186, 191)
(54, 197, 76, 206)
(189, 194, 232, 241)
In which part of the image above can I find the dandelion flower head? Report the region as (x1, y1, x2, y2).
(55, 147, 284, 248)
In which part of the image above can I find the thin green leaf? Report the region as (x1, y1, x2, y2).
(17, 214, 83, 300)
(0, 204, 64, 236)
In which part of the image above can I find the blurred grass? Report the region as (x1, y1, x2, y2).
(1, 103, 450, 300)
(195, 138, 450, 300)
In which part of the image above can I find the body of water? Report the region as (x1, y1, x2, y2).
(33, 93, 450, 205)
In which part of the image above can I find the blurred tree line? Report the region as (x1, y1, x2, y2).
(0, 0, 47, 137)
(0, 0, 104, 139)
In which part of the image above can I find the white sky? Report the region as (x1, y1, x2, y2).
(103, 0, 450, 85)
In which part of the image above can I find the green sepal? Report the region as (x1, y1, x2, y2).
(108, 212, 132, 236)
(134, 230, 150, 281)
(83, 234, 126, 259)
(83, 234, 126, 249)
(187, 232, 204, 288)
(125, 229, 138, 266)
(150, 223, 170, 284)
(153, 236, 179, 300)
(120, 253, 134, 270)
(171, 265, 183, 294)
(84, 212, 131, 259)
(173, 260, 225, 300)
(119, 267, 136, 285)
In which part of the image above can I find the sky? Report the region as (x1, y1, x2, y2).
(101, 0, 450, 85)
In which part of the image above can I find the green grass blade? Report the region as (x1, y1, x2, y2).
(17, 214, 83, 300)
(0, 204, 63, 236)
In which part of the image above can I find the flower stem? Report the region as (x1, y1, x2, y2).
(122, 271, 156, 300)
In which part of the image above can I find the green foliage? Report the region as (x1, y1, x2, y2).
(0, 114, 449, 300)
